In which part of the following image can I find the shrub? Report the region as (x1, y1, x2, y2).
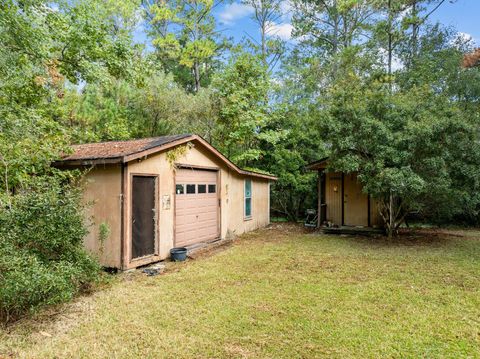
(0, 175, 99, 324)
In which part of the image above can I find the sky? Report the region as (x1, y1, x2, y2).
(214, 0, 479, 45)
(135, 0, 480, 50)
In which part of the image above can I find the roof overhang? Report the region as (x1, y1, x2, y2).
(306, 157, 329, 170)
(54, 135, 277, 181)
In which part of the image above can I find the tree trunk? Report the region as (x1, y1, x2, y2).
(193, 61, 201, 92)
(410, 0, 419, 69)
(387, 0, 393, 77)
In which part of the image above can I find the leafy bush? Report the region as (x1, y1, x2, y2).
(0, 175, 99, 324)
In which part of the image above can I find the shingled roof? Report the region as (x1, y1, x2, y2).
(55, 134, 277, 181)
(61, 134, 191, 161)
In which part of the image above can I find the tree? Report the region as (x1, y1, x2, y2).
(242, 0, 285, 71)
(0, 0, 140, 193)
(145, 0, 226, 92)
(370, 0, 450, 75)
(292, 0, 374, 56)
(211, 52, 270, 168)
(321, 49, 480, 236)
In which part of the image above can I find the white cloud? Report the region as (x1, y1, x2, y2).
(378, 48, 404, 72)
(457, 32, 474, 43)
(450, 32, 476, 49)
(279, 0, 293, 21)
(266, 21, 293, 40)
(219, 3, 254, 25)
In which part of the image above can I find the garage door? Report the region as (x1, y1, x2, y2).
(175, 168, 219, 247)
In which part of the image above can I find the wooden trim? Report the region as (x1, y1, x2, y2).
(318, 169, 326, 227)
(367, 195, 371, 227)
(173, 169, 177, 248)
(120, 163, 127, 270)
(267, 181, 271, 224)
(341, 172, 345, 226)
(306, 157, 329, 170)
(53, 158, 122, 166)
(217, 169, 222, 239)
(317, 170, 322, 228)
(129, 173, 159, 262)
(175, 163, 220, 171)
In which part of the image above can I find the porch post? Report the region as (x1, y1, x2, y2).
(318, 169, 326, 227)
(317, 170, 321, 227)
(341, 172, 345, 226)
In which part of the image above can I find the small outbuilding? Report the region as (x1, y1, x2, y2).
(307, 158, 382, 229)
(55, 134, 276, 270)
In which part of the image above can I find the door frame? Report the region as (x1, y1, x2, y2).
(129, 173, 159, 262)
(173, 164, 221, 247)
(342, 172, 369, 227)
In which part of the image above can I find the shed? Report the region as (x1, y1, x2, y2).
(307, 159, 382, 229)
(55, 134, 276, 270)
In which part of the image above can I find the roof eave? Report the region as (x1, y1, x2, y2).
(54, 134, 278, 181)
(306, 157, 329, 171)
(52, 157, 123, 167)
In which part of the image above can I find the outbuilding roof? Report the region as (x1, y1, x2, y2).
(55, 134, 277, 181)
(306, 157, 329, 170)
(61, 134, 191, 161)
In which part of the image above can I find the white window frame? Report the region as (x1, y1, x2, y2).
(244, 179, 252, 220)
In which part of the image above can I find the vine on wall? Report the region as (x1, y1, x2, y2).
(166, 142, 194, 170)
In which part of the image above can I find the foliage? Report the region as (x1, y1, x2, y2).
(241, 0, 286, 71)
(0, 176, 100, 323)
(211, 52, 270, 168)
(65, 71, 217, 142)
(0, 0, 137, 322)
(145, 0, 226, 92)
(98, 222, 111, 252)
(322, 48, 480, 235)
(166, 142, 195, 169)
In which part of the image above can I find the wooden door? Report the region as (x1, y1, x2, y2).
(344, 173, 368, 226)
(131, 176, 156, 259)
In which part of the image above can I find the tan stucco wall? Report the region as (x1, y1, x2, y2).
(123, 143, 271, 268)
(81, 142, 272, 269)
(81, 166, 123, 268)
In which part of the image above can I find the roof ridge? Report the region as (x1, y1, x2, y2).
(71, 133, 192, 147)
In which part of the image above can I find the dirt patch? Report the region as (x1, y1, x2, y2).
(409, 228, 480, 240)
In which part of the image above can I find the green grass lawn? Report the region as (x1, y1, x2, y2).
(1, 225, 479, 358)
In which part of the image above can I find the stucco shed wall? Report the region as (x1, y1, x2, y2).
(81, 166, 122, 268)
(83, 141, 272, 269)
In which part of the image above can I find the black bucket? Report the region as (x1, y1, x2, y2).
(170, 247, 187, 262)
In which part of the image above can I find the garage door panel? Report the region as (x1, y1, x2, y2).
(175, 168, 219, 247)
(176, 199, 216, 211)
(177, 217, 217, 230)
(176, 204, 217, 216)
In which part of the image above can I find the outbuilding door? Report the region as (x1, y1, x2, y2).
(343, 173, 368, 226)
(131, 175, 156, 259)
(175, 168, 219, 247)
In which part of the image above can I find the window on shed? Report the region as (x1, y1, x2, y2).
(176, 184, 184, 195)
(186, 184, 196, 194)
(208, 184, 216, 193)
(198, 184, 206, 193)
(244, 179, 252, 218)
